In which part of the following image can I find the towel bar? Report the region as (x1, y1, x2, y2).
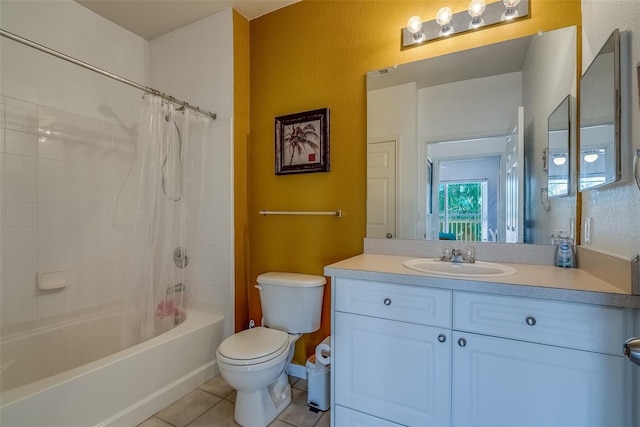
(259, 209, 342, 218)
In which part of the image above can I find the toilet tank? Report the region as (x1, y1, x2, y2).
(256, 272, 326, 333)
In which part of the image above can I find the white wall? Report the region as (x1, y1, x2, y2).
(0, 0, 148, 126)
(522, 26, 577, 244)
(0, 1, 235, 336)
(580, 0, 640, 259)
(367, 82, 419, 239)
(149, 9, 235, 335)
(419, 72, 522, 142)
(0, 0, 147, 328)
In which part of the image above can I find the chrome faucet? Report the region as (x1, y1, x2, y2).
(439, 246, 476, 263)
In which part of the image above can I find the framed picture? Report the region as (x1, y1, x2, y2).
(275, 108, 329, 175)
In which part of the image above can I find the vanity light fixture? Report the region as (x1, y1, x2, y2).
(501, 0, 522, 21)
(401, 0, 529, 50)
(468, 0, 486, 29)
(436, 7, 454, 36)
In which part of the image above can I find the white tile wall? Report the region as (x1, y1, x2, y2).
(0, 96, 138, 328)
(1, 96, 233, 331)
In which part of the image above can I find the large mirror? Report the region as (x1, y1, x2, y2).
(367, 26, 577, 244)
(547, 95, 572, 197)
(579, 29, 629, 191)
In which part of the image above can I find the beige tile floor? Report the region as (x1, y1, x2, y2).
(137, 374, 330, 427)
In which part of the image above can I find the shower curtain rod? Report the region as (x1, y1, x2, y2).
(0, 28, 217, 120)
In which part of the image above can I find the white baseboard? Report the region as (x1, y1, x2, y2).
(287, 363, 306, 379)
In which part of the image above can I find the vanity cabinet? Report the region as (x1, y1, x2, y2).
(452, 291, 632, 426)
(333, 278, 452, 426)
(332, 278, 633, 427)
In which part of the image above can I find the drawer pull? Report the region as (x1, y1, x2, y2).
(458, 337, 467, 347)
(383, 298, 392, 306)
(438, 334, 447, 343)
(526, 316, 537, 326)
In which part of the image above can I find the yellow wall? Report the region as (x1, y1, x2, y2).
(247, 0, 581, 365)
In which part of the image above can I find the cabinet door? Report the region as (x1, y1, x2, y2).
(452, 332, 631, 427)
(335, 312, 451, 427)
(334, 405, 404, 426)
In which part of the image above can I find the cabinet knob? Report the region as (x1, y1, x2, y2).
(438, 334, 447, 343)
(458, 337, 467, 347)
(383, 298, 392, 306)
(386, 233, 393, 238)
(526, 316, 537, 326)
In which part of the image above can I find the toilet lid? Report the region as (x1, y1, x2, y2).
(218, 327, 289, 365)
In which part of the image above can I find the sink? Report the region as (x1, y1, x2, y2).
(402, 258, 517, 278)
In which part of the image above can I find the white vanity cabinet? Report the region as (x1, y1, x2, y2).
(333, 278, 452, 426)
(331, 278, 634, 427)
(453, 292, 631, 426)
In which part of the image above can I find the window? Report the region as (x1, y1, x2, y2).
(438, 180, 488, 241)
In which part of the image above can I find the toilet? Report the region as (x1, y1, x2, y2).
(216, 272, 326, 427)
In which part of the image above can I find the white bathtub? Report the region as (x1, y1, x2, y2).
(0, 306, 225, 427)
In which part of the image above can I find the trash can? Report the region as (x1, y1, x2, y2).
(306, 354, 330, 411)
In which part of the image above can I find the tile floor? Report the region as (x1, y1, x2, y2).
(137, 374, 330, 427)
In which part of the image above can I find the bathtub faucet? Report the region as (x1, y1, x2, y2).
(166, 283, 185, 298)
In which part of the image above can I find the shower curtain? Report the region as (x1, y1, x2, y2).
(121, 93, 211, 348)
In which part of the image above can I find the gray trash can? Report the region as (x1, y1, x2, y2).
(306, 355, 330, 411)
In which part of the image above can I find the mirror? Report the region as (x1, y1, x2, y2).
(367, 26, 577, 244)
(579, 29, 629, 191)
(547, 95, 571, 197)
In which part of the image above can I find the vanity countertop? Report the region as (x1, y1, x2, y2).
(325, 254, 640, 308)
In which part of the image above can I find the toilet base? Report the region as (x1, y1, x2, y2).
(234, 371, 292, 427)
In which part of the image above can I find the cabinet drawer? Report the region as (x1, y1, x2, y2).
(334, 278, 451, 327)
(453, 291, 630, 355)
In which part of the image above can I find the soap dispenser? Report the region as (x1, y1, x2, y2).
(554, 234, 575, 268)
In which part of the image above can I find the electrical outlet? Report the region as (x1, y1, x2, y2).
(584, 217, 592, 244)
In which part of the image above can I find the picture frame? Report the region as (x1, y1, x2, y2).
(275, 108, 329, 175)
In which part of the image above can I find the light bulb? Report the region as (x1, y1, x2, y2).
(436, 7, 454, 36)
(502, 0, 521, 21)
(406, 15, 426, 42)
(584, 153, 599, 163)
(407, 16, 423, 34)
(468, 0, 486, 29)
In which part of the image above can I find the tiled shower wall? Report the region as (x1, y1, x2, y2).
(0, 96, 138, 329)
(1, 95, 233, 333)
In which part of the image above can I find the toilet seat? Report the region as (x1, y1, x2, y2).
(217, 327, 290, 366)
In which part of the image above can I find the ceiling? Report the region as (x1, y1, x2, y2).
(75, 0, 300, 40)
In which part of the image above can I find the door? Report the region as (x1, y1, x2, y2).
(453, 331, 630, 426)
(505, 106, 524, 243)
(367, 140, 396, 238)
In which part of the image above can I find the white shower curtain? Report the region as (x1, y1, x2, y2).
(121, 94, 211, 348)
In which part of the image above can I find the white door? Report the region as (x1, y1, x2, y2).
(452, 331, 630, 426)
(334, 312, 452, 426)
(367, 140, 396, 238)
(505, 106, 524, 243)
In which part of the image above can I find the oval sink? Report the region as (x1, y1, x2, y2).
(402, 258, 517, 278)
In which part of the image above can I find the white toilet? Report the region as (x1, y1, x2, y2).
(216, 272, 326, 427)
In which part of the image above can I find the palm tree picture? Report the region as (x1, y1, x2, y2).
(275, 108, 330, 175)
(283, 122, 320, 166)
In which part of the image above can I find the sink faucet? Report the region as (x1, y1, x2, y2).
(440, 246, 476, 264)
(451, 249, 464, 263)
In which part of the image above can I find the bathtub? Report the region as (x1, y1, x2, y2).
(0, 305, 225, 427)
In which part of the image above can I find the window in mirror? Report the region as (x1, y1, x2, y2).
(579, 29, 630, 191)
(433, 156, 499, 242)
(547, 95, 571, 196)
